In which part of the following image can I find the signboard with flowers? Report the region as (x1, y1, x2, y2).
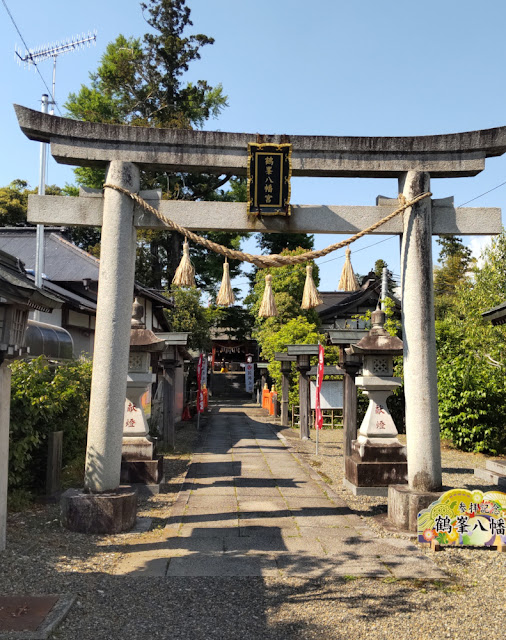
(418, 489, 506, 548)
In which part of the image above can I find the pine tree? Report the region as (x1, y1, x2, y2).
(65, 0, 245, 293)
(256, 233, 314, 255)
(434, 235, 474, 318)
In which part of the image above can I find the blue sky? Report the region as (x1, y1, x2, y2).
(1, 0, 506, 297)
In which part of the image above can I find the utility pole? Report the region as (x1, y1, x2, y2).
(381, 266, 389, 311)
(35, 94, 49, 291)
(16, 33, 97, 295)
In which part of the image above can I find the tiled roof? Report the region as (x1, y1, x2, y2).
(0, 248, 62, 312)
(0, 228, 99, 282)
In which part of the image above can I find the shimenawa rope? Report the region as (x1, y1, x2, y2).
(102, 185, 431, 268)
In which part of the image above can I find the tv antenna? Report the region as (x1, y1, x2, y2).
(16, 32, 97, 114)
(15, 31, 97, 295)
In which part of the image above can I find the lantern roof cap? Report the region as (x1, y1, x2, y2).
(348, 307, 403, 355)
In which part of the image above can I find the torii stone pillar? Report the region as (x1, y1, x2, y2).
(84, 161, 139, 492)
(399, 171, 441, 492)
(387, 171, 444, 531)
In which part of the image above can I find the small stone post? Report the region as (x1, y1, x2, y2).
(342, 354, 361, 459)
(297, 355, 311, 440)
(84, 161, 140, 493)
(280, 360, 291, 427)
(162, 369, 175, 450)
(399, 171, 442, 492)
(0, 363, 11, 552)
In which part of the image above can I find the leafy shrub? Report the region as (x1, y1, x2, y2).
(437, 352, 506, 454)
(9, 356, 92, 492)
(435, 232, 506, 454)
(257, 317, 324, 409)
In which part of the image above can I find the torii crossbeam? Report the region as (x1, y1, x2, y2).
(14, 105, 505, 530)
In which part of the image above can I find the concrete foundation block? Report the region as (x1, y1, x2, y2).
(387, 484, 442, 532)
(61, 487, 137, 534)
(120, 455, 164, 484)
(342, 478, 389, 497)
(474, 467, 506, 488)
(486, 459, 506, 475)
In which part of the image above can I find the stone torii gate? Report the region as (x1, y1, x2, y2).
(14, 105, 504, 530)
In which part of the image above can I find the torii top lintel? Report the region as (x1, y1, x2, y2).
(14, 105, 506, 178)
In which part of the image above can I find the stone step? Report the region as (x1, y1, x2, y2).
(486, 459, 506, 475)
(474, 467, 506, 488)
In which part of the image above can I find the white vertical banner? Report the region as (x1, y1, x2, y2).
(201, 353, 208, 387)
(197, 353, 204, 414)
(245, 363, 255, 393)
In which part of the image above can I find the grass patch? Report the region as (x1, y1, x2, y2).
(62, 454, 85, 488)
(7, 489, 33, 512)
(317, 470, 333, 484)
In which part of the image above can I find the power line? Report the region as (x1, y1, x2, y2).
(231, 235, 398, 287)
(1, 0, 58, 111)
(317, 235, 396, 265)
(456, 179, 506, 208)
(234, 175, 506, 289)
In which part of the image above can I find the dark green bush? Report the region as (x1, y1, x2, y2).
(9, 356, 92, 492)
(437, 352, 506, 454)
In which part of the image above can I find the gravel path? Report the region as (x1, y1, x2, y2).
(1, 404, 505, 640)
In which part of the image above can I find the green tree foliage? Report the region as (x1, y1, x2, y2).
(256, 232, 314, 255)
(247, 249, 321, 329)
(434, 235, 474, 319)
(205, 305, 254, 343)
(436, 232, 506, 454)
(374, 258, 396, 296)
(64, 0, 245, 292)
(245, 250, 325, 407)
(0, 181, 71, 227)
(164, 286, 211, 351)
(259, 317, 324, 407)
(0, 180, 31, 226)
(9, 357, 92, 493)
(247, 232, 314, 290)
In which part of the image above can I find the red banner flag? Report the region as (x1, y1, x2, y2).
(315, 344, 325, 430)
(197, 353, 204, 414)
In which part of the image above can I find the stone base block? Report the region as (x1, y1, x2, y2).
(388, 484, 442, 532)
(352, 440, 407, 462)
(122, 436, 155, 461)
(123, 482, 164, 496)
(342, 477, 389, 497)
(120, 455, 164, 485)
(61, 488, 137, 534)
(345, 455, 407, 487)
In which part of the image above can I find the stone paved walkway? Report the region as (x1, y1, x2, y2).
(114, 403, 445, 579)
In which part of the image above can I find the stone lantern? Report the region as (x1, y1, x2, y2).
(287, 345, 320, 440)
(120, 298, 166, 492)
(274, 353, 297, 427)
(344, 307, 407, 496)
(256, 362, 269, 404)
